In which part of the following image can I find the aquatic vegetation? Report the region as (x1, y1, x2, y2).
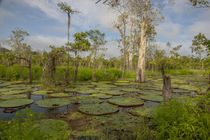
(76, 89, 99, 95)
(121, 88, 141, 92)
(129, 106, 155, 118)
(114, 82, 131, 86)
(32, 90, 54, 96)
(71, 96, 103, 104)
(0, 99, 33, 108)
(108, 97, 144, 107)
(103, 90, 124, 96)
(0, 109, 71, 140)
(79, 103, 119, 115)
(0, 94, 27, 100)
(36, 98, 71, 108)
(49, 93, 71, 97)
(33, 119, 71, 140)
(140, 90, 162, 95)
(90, 94, 112, 99)
(140, 95, 163, 102)
(92, 112, 142, 131)
(67, 112, 86, 120)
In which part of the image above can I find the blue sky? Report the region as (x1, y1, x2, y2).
(0, 0, 210, 57)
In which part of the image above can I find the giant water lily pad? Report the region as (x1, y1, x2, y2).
(114, 82, 130, 86)
(76, 89, 99, 95)
(71, 96, 103, 104)
(92, 112, 142, 131)
(79, 103, 119, 115)
(32, 90, 53, 96)
(140, 90, 162, 95)
(0, 99, 33, 108)
(141, 95, 163, 102)
(121, 88, 141, 92)
(104, 90, 124, 96)
(90, 94, 112, 99)
(0, 90, 28, 95)
(108, 97, 144, 107)
(0, 94, 27, 100)
(129, 106, 155, 118)
(49, 93, 71, 98)
(36, 98, 71, 108)
(33, 119, 71, 140)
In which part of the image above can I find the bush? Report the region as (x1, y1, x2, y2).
(151, 99, 209, 140)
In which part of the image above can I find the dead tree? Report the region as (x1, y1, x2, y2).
(161, 66, 172, 102)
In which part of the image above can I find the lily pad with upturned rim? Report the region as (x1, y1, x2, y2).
(129, 106, 155, 118)
(32, 90, 54, 96)
(70, 96, 103, 104)
(103, 90, 124, 96)
(79, 103, 119, 115)
(0, 94, 27, 100)
(108, 97, 144, 107)
(49, 93, 71, 98)
(90, 94, 112, 99)
(0, 99, 33, 108)
(36, 98, 71, 108)
(140, 95, 163, 102)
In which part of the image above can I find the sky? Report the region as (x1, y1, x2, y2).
(0, 0, 210, 58)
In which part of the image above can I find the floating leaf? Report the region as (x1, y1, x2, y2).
(140, 95, 163, 102)
(108, 97, 144, 107)
(36, 98, 71, 108)
(79, 103, 119, 115)
(0, 99, 33, 108)
(90, 94, 112, 99)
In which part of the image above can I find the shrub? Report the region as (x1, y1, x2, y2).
(152, 99, 209, 140)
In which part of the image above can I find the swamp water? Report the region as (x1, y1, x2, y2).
(0, 75, 208, 139)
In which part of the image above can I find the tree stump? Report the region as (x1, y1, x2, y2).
(162, 67, 172, 102)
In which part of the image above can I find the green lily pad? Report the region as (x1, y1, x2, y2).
(92, 112, 142, 131)
(76, 89, 99, 95)
(116, 80, 129, 83)
(114, 83, 130, 86)
(32, 90, 53, 96)
(121, 88, 141, 92)
(0, 90, 28, 95)
(95, 87, 111, 91)
(49, 93, 71, 98)
(129, 106, 155, 118)
(108, 97, 144, 107)
(140, 95, 163, 102)
(0, 99, 33, 108)
(71, 96, 103, 104)
(79, 103, 119, 115)
(90, 94, 112, 99)
(0, 94, 27, 100)
(36, 98, 71, 108)
(140, 90, 162, 95)
(0, 88, 11, 93)
(33, 119, 71, 140)
(104, 90, 124, 96)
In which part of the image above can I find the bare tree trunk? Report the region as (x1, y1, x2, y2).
(67, 14, 70, 43)
(121, 53, 126, 79)
(93, 61, 97, 81)
(73, 52, 78, 82)
(126, 53, 129, 71)
(128, 51, 133, 72)
(162, 66, 172, 102)
(136, 22, 147, 83)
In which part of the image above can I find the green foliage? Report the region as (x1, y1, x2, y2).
(0, 109, 71, 140)
(0, 109, 44, 140)
(151, 99, 209, 140)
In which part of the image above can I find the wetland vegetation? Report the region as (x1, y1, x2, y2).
(0, 0, 209, 140)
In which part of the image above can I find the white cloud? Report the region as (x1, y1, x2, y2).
(25, 35, 66, 51)
(188, 21, 210, 38)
